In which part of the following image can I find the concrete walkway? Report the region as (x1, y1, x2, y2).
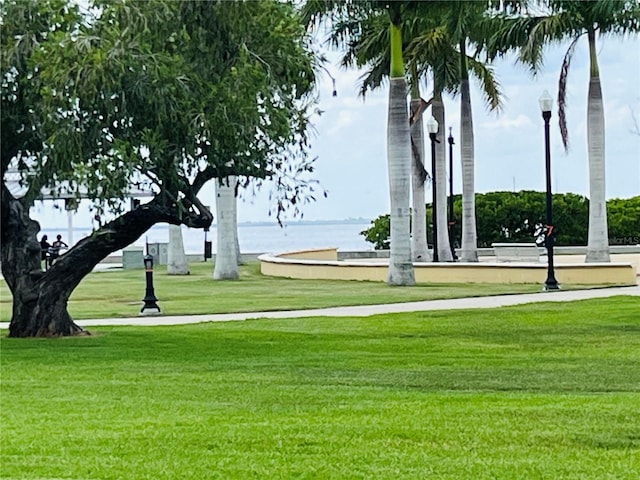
(3, 283, 637, 329)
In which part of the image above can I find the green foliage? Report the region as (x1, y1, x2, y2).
(362, 191, 639, 249)
(2, 0, 318, 217)
(608, 196, 640, 245)
(360, 214, 391, 249)
(2, 297, 640, 478)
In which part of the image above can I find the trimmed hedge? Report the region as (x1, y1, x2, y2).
(361, 191, 639, 249)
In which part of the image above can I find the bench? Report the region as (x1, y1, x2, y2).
(492, 243, 543, 262)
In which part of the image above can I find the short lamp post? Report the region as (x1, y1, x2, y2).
(140, 254, 161, 315)
(448, 127, 457, 260)
(426, 116, 439, 262)
(539, 90, 559, 291)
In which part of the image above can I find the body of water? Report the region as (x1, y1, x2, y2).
(41, 220, 375, 255)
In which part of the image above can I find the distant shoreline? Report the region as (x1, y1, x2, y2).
(40, 218, 373, 230)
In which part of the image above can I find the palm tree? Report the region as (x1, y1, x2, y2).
(501, 0, 640, 262)
(409, 77, 431, 262)
(408, 4, 503, 263)
(329, 8, 432, 262)
(213, 176, 240, 280)
(385, 5, 415, 283)
(167, 224, 189, 275)
(304, 1, 416, 284)
(447, 2, 503, 262)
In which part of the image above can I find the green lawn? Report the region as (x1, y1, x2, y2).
(2, 296, 639, 479)
(0, 261, 609, 322)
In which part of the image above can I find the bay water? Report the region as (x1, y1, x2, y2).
(40, 219, 374, 256)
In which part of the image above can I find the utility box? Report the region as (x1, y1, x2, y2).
(147, 242, 168, 265)
(122, 246, 144, 269)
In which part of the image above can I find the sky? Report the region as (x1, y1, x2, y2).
(33, 32, 640, 229)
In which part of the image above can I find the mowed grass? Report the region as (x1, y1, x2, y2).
(2, 296, 639, 479)
(0, 261, 606, 322)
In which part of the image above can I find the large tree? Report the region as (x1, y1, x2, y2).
(493, 0, 640, 262)
(1, 0, 317, 337)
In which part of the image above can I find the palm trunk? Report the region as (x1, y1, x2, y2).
(585, 29, 610, 263)
(230, 178, 242, 265)
(167, 224, 189, 274)
(213, 176, 240, 279)
(410, 92, 430, 262)
(432, 85, 453, 262)
(459, 45, 478, 262)
(386, 23, 415, 285)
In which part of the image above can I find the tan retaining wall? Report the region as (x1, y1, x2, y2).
(259, 248, 637, 285)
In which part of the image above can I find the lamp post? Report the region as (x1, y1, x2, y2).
(539, 90, 559, 291)
(427, 116, 439, 262)
(140, 254, 161, 315)
(448, 127, 457, 260)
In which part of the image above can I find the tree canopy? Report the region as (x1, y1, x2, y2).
(1, 0, 320, 336)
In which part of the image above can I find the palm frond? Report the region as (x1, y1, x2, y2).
(557, 35, 580, 151)
(467, 56, 503, 112)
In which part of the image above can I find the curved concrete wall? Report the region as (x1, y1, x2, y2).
(259, 248, 638, 285)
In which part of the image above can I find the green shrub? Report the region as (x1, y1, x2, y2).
(361, 192, 638, 249)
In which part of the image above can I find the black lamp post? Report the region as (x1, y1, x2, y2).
(140, 254, 161, 315)
(427, 116, 439, 262)
(539, 90, 559, 291)
(448, 127, 457, 260)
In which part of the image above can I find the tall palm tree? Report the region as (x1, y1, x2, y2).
(448, 1, 503, 262)
(331, 9, 432, 262)
(385, 5, 415, 283)
(304, 1, 416, 284)
(409, 76, 431, 262)
(501, 0, 640, 262)
(408, 4, 503, 262)
(213, 176, 240, 280)
(338, 6, 457, 263)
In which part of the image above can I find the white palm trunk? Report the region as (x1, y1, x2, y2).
(213, 175, 240, 279)
(167, 224, 189, 275)
(410, 97, 430, 262)
(585, 33, 610, 263)
(459, 76, 478, 262)
(432, 93, 453, 262)
(387, 77, 415, 285)
(585, 76, 610, 262)
(230, 180, 242, 265)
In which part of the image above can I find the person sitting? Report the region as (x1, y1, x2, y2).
(40, 235, 51, 268)
(50, 234, 68, 264)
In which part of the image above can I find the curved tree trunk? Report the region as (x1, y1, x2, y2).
(410, 95, 430, 262)
(585, 30, 610, 263)
(2, 183, 194, 336)
(386, 23, 414, 285)
(1, 186, 85, 337)
(432, 87, 453, 262)
(459, 45, 479, 262)
(214, 176, 240, 280)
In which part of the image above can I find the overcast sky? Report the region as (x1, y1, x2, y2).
(34, 33, 639, 228)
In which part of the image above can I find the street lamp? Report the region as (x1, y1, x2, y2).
(448, 127, 457, 260)
(539, 90, 559, 290)
(427, 116, 439, 262)
(140, 254, 161, 315)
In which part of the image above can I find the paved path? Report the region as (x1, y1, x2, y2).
(3, 284, 637, 329)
